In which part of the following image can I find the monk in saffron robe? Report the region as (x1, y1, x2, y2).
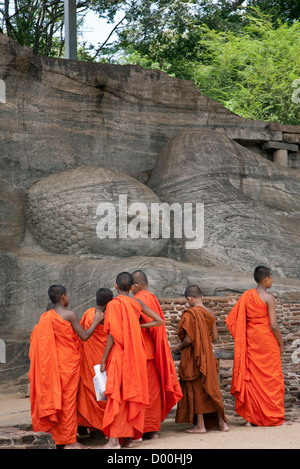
(77, 288, 113, 433)
(173, 285, 228, 433)
(29, 284, 103, 449)
(100, 272, 164, 449)
(226, 266, 285, 427)
(131, 270, 183, 439)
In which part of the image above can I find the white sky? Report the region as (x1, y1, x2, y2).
(78, 1, 248, 48)
(78, 10, 121, 47)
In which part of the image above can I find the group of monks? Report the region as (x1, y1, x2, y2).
(28, 266, 286, 449)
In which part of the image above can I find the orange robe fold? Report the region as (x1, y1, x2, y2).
(77, 308, 107, 431)
(175, 306, 226, 427)
(134, 290, 183, 432)
(28, 309, 81, 445)
(226, 289, 285, 426)
(102, 295, 149, 439)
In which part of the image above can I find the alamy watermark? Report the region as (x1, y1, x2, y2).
(291, 339, 300, 364)
(0, 79, 6, 104)
(0, 339, 6, 363)
(95, 195, 204, 249)
(292, 79, 300, 104)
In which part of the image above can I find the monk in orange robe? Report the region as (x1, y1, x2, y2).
(131, 270, 183, 439)
(100, 272, 164, 449)
(226, 266, 285, 427)
(77, 288, 113, 433)
(29, 284, 103, 449)
(173, 285, 228, 433)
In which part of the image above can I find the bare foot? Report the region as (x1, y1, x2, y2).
(64, 441, 90, 449)
(245, 421, 252, 427)
(219, 420, 229, 432)
(100, 438, 121, 449)
(101, 442, 121, 449)
(143, 432, 159, 440)
(121, 438, 133, 448)
(185, 426, 206, 434)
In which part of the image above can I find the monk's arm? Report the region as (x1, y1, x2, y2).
(101, 333, 114, 371)
(172, 332, 191, 355)
(212, 316, 218, 343)
(67, 310, 104, 342)
(267, 295, 283, 354)
(134, 299, 164, 328)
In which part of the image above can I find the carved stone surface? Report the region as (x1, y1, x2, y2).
(1, 249, 299, 335)
(0, 32, 300, 354)
(1, 32, 296, 191)
(26, 165, 167, 257)
(148, 129, 300, 278)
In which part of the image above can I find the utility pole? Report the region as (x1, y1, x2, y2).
(64, 0, 77, 60)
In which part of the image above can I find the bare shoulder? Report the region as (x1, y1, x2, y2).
(203, 304, 215, 317)
(261, 291, 275, 305)
(59, 309, 78, 322)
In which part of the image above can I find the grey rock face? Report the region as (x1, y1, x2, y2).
(0, 33, 300, 339)
(2, 249, 300, 334)
(0, 179, 26, 250)
(148, 129, 300, 278)
(26, 166, 167, 257)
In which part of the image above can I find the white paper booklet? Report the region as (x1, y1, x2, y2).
(93, 364, 107, 401)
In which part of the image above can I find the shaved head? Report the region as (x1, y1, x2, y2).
(48, 284, 67, 304)
(132, 270, 148, 286)
(116, 272, 134, 292)
(254, 265, 272, 283)
(96, 288, 113, 306)
(184, 285, 203, 299)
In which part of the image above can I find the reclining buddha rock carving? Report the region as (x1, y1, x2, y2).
(26, 165, 168, 258)
(148, 129, 300, 278)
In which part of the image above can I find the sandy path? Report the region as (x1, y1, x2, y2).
(0, 397, 299, 449)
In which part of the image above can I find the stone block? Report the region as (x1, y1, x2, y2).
(220, 127, 282, 143)
(283, 133, 300, 144)
(266, 122, 300, 134)
(262, 141, 298, 152)
(0, 427, 56, 449)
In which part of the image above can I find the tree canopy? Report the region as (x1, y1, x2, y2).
(192, 13, 300, 124)
(0, 1, 299, 124)
(0, 0, 91, 56)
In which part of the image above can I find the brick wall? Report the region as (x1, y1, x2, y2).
(159, 295, 300, 420)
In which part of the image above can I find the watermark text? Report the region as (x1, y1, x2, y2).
(95, 195, 204, 249)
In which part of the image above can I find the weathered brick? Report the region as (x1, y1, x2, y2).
(159, 294, 300, 417)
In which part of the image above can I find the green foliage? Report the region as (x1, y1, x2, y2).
(191, 12, 300, 124)
(0, 0, 90, 57)
(0, 0, 65, 56)
(120, 9, 300, 124)
(1, 1, 299, 124)
(247, 0, 300, 24)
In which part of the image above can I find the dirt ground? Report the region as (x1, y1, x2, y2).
(0, 396, 299, 449)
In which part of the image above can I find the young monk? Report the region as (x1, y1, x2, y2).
(226, 266, 285, 427)
(29, 284, 103, 449)
(172, 285, 228, 433)
(131, 270, 183, 439)
(77, 288, 113, 434)
(100, 272, 164, 449)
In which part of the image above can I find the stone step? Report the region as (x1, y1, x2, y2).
(0, 426, 55, 449)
